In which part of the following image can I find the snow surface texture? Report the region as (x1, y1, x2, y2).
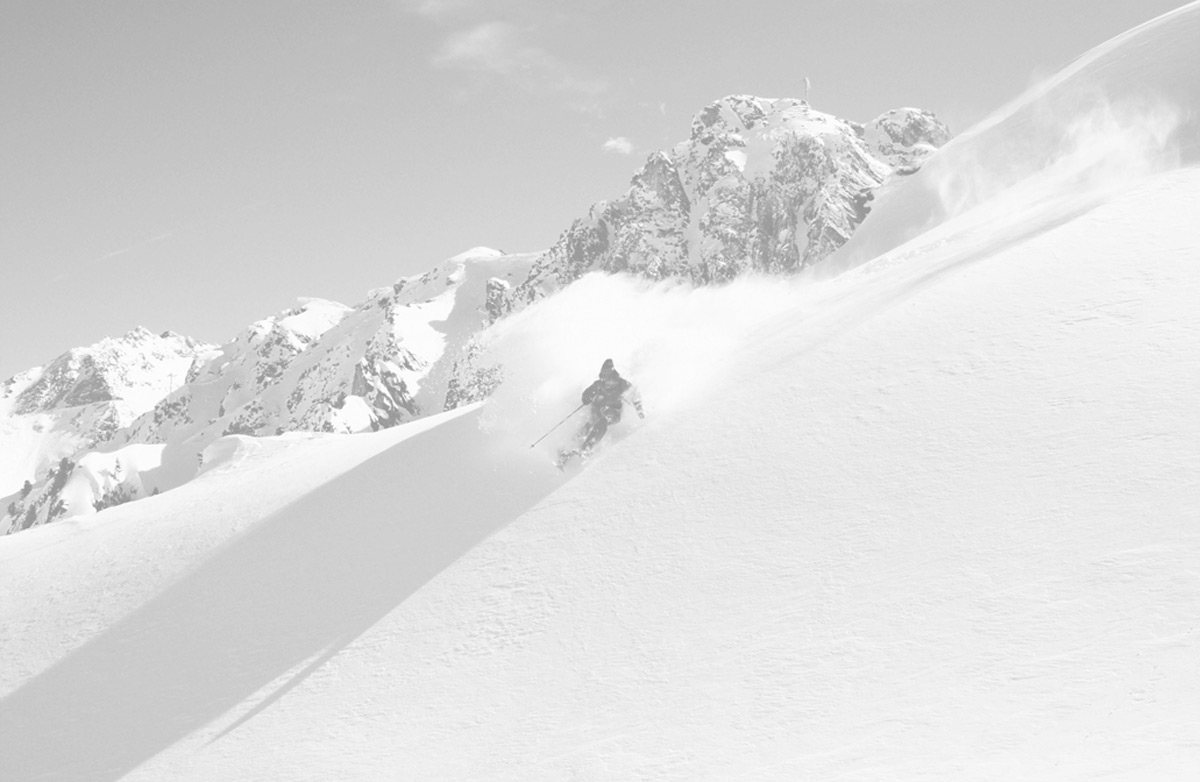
(3, 5, 1200, 780)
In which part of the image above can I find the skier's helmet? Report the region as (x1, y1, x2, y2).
(600, 358, 615, 377)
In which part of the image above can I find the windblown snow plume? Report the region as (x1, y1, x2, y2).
(932, 96, 1183, 221)
(825, 1, 1200, 274)
(475, 273, 810, 459)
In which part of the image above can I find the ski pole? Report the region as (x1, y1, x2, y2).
(529, 403, 586, 448)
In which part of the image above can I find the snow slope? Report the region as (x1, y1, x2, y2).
(3, 7, 1200, 781)
(2, 164, 1198, 780)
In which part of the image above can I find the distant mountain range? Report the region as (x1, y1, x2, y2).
(1, 95, 949, 534)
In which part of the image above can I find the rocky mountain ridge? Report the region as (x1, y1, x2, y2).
(507, 96, 948, 308)
(3, 326, 215, 419)
(2, 95, 949, 534)
(2, 250, 536, 533)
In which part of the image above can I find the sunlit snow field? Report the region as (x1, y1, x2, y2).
(2, 3, 1199, 780)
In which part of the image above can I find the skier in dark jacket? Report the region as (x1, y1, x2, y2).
(559, 359, 643, 465)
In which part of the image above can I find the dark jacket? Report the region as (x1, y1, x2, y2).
(582, 375, 631, 408)
(581, 371, 641, 423)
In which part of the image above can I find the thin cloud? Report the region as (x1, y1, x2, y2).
(390, 0, 474, 23)
(431, 21, 608, 108)
(433, 22, 519, 71)
(602, 137, 634, 155)
(90, 232, 175, 264)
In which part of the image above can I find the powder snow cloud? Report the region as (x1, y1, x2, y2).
(475, 272, 820, 457)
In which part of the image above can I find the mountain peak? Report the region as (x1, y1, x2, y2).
(121, 325, 155, 341)
(448, 246, 505, 264)
(508, 93, 950, 302)
(691, 94, 774, 136)
(6, 328, 215, 417)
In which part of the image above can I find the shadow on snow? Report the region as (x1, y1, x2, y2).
(0, 407, 561, 781)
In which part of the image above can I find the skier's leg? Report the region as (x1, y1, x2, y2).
(580, 416, 607, 451)
(557, 417, 594, 466)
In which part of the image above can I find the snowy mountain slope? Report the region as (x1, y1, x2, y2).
(0, 403, 560, 781)
(113, 297, 354, 447)
(0, 328, 215, 498)
(3, 8, 1200, 780)
(0, 304, 349, 535)
(116, 247, 536, 448)
(2, 327, 213, 418)
(2, 158, 1196, 781)
(1, 249, 536, 535)
(0, 409, 480, 683)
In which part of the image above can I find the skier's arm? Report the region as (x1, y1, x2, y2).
(624, 383, 645, 418)
(582, 380, 600, 404)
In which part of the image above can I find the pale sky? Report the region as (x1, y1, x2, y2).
(0, 0, 1187, 379)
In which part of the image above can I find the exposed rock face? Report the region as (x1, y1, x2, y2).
(509, 96, 950, 308)
(0, 328, 216, 466)
(7, 327, 214, 419)
(113, 299, 353, 445)
(115, 250, 537, 449)
(0, 329, 217, 533)
(862, 107, 953, 172)
(436, 97, 950, 405)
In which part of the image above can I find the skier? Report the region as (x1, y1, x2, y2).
(557, 359, 643, 467)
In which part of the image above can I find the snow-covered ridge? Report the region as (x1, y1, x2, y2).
(3, 327, 214, 417)
(0, 329, 216, 502)
(2, 250, 537, 533)
(113, 249, 537, 451)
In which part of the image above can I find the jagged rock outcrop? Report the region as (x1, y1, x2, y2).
(509, 96, 950, 307)
(862, 107, 953, 172)
(5, 326, 215, 419)
(439, 97, 950, 403)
